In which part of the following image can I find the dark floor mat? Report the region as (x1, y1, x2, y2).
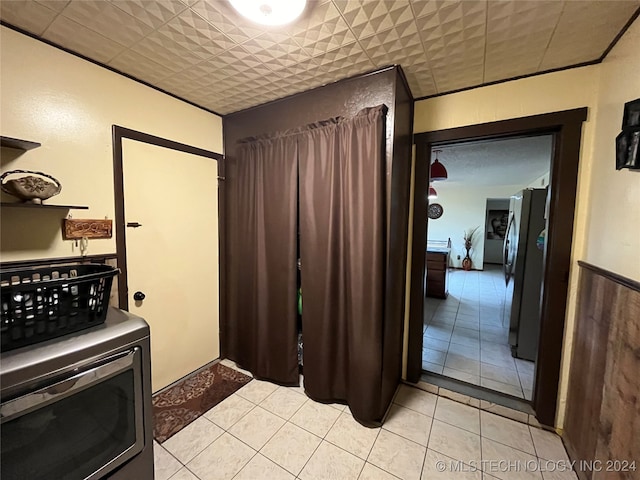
(152, 362, 252, 443)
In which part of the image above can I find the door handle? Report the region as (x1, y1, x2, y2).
(133, 291, 146, 301)
(126, 222, 143, 228)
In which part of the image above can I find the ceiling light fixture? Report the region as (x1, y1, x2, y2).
(430, 149, 448, 181)
(229, 0, 306, 26)
(428, 184, 438, 200)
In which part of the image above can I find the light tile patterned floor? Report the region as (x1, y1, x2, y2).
(154, 364, 576, 480)
(422, 266, 535, 400)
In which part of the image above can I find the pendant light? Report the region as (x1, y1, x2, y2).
(229, 0, 306, 26)
(428, 184, 438, 200)
(430, 149, 448, 181)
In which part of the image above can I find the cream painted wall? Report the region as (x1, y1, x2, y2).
(428, 183, 524, 269)
(413, 65, 602, 429)
(582, 19, 640, 280)
(0, 27, 223, 262)
(555, 17, 640, 432)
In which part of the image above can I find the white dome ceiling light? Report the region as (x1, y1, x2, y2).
(229, 0, 307, 26)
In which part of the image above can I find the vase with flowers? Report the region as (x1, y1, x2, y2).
(462, 226, 480, 271)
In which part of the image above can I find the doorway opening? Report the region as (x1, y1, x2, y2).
(407, 108, 588, 427)
(422, 135, 553, 402)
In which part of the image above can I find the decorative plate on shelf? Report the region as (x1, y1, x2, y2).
(428, 203, 443, 219)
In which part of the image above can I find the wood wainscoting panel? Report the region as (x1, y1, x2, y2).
(593, 273, 640, 480)
(563, 262, 640, 480)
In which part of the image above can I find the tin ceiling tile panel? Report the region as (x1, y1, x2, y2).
(409, 0, 459, 20)
(404, 66, 438, 98)
(157, 9, 236, 59)
(334, 0, 415, 39)
(290, 1, 356, 55)
(0, 0, 58, 36)
(1, 0, 638, 113)
(432, 64, 485, 93)
(190, 0, 264, 44)
(131, 30, 203, 72)
(359, 19, 424, 66)
(43, 15, 126, 64)
(240, 32, 314, 69)
(109, 0, 188, 29)
(539, 0, 640, 70)
(35, 0, 70, 14)
(109, 48, 177, 84)
(484, 0, 563, 82)
(59, 0, 153, 47)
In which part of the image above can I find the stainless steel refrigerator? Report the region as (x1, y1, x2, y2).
(503, 188, 547, 361)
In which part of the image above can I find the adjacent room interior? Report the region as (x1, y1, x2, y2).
(0, 1, 638, 479)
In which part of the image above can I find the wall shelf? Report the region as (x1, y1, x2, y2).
(1, 202, 88, 210)
(1, 136, 42, 151)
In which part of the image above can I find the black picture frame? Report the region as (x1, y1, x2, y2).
(616, 127, 640, 170)
(622, 98, 640, 129)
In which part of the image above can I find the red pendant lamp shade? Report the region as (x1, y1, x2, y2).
(428, 184, 438, 199)
(430, 150, 448, 181)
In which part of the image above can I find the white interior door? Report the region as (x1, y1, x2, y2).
(122, 139, 219, 392)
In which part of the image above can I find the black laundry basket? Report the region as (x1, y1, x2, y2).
(0, 264, 119, 352)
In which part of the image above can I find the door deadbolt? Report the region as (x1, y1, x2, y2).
(126, 222, 143, 228)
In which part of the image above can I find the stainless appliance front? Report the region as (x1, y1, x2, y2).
(0, 308, 153, 480)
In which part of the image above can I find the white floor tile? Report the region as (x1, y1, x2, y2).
(299, 441, 364, 480)
(204, 393, 255, 430)
(261, 422, 322, 476)
(154, 442, 182, 480)
(423, 347, 447, 365)
(481, 362, 522, 387)
(383, 404, 432, 446)
(163, 416, 224, 464)
(481, 437, 542, 480)
(393, 383, 438, 417)
(442, 367, 480, 386)
(447, 342, 480, 361)
(434, 397, 480, 435)
(444, 354, 480, 376)
(422, 361, 444, 374)
(530, 427, 570, 462)
(259, 386, 308, 420)
(421, 449, 482, 479)
(369, 429, 427, 480)
(359, 462, 400, 480)
(427, 420, 481, 466)
(326, 411, 380, 459)
(480, 377, 524, 398)
(234, 453, 294, 480)
(228, 406, 286, 450)
(187, 433, 255, 480)
(290, 399, 341, 437)
(168, 467, 200, 480)
(423, 336, 450, 352)
(235, 379, 279, 404)
(480, 411, 535, 455)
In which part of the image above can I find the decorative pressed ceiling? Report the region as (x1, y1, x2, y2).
(1, 0, 638, 115)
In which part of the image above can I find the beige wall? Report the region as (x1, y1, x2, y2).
(0, 27, 223, 262)
(413, 65, 601, 429)
(582, 18, 640, 280)
(427, 183, 525, 269)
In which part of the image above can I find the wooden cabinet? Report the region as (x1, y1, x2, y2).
(426, 249, 449, 299)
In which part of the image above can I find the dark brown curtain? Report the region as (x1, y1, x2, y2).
(298, 105, 387, 425)
(227, 135, 299, 385)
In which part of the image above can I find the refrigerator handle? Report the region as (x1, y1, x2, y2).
(503, 213, 515, 286)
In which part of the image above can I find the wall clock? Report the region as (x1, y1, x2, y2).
(428, 203, 443, 219)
